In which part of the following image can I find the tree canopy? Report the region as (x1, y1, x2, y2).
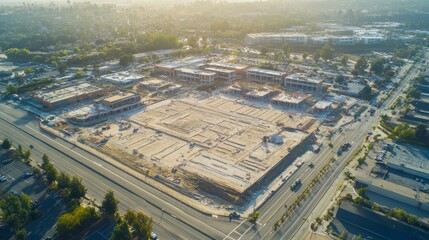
(354, 56, 368, 73)
(101, 191, 119, 216)
(1, 138, 12, 149)
(124, 209, 152, 240)
(111, 220, 133, 240)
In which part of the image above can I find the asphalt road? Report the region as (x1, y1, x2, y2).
(0, 103, 237, 240)
(0, 50, 425, 240)
(222, 51, 426, 240)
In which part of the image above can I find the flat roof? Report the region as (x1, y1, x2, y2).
(205, 67, 236, 74)
(247, 33, 307, 38)
(156, 57, 206, 69)
(285, 74, 323, 84)
(35, 83, 103, 103)
(247, 68, 286, 77)
(206, 62, 248, 70)
(314, 100, 332, 109)
(140, 79, 168, 85)
(103, 93, 138, 103)
(272, 93, 309, 104)
(354, 170, 429, 203)
(178, 68, 216, 76)
(387, 143, 429, 175)
(246, 89, 271, 97)
(101, 71, 144, 83)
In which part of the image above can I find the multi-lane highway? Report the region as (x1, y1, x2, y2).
(0, 104, 235, 240)
(223, 50, 426, 240)
(0, 49, 425, 240)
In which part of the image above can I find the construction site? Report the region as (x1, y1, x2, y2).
(94, 96, 319, 202)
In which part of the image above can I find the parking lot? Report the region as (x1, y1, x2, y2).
(0, 157, 64, 240)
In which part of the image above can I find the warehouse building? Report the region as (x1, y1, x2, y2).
(284, 74, 323, 92)
(32, 83, 107, 110)
(101, 71, 145, 86)
(247, 68, 287, 85)
(66, 92, 142, 125)
(177, 68, 216, 83)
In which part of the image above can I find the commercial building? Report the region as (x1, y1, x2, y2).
(101, 71, 145, 86)
(331, 202, 429, 240)
(245, 88, 278, 101)
(245, 33, 307, 45)
(313, 100, 332, 112)
(154, 57, 206, 77)
(102, 93, 141, 110)
(247, 68, 286, 84)
(140, 79, 182, 94)
(358, 36, 385, 45)
(352, 169, 429, 211)
(271, 93, 309, 108)
(385, 143, 429, 180)
(311, 36, 357, 45)
(204, 67, 237, 81)
(32, 83, 107, 110)
(205, 62, 249, 76)
(177, 68, 216, 83)
(66, 92, 142, 125)
(284, 74, 323, 91)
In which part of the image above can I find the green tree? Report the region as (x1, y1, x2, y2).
(370, 57, 386, 75)
(1, 138, 12, 149)
(111, 220, 133, 240)
(23, 149, 31, 161)
(187, 36, 198, 48)
(260, 47, 269, 56)
(42, 154, 50, 170)
(313, 51, 320, 62)
(334, 75, 345, 84)
(58, 63, 67, 76)
(282, 43, 291, 59)
(341, 55, 348, 66)
(302, 52, 309, 60)
(406, 88, 421, 99)
(119, 54, 134, 66)
(45, 163, 58, 184)
(70, 176, 87, 199)
(57, 171, 71, 190)
(354, 56, 368, 73)
(56, 206, 99, 238)
(124, 210, 152, 240)
(15, 229, 27, 240)
(357, 187, 368, 198)
(321, 44, 334, 61)
(101, 191, 119, 216)
(17, 144, 23, 156)
(248, 210, 260, 223)
(5, 83, 18, 96)
(0, 193, 32, 232)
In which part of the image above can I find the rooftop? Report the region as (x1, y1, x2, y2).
(103, 92, 138, 104)
(178, 68, 216, 76)
(156, 57, 206, 69)
(314, 100, 332, 109)
(285, 74, 323, 84)
(205, 67, 236, 74)
(272, 93, 309, 104)
(101, 71, 144, 83)
(387, 143, 429, 176)
(247, 67, 286, 77)
(245, 89, 272, 98)
(206, 62, 248, 70)
(35, 83, 103, 103)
